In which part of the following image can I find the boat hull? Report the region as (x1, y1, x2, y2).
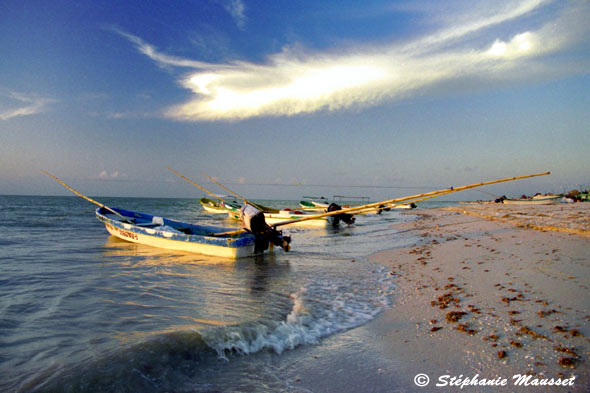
(201, 204, 230, 214)
(96, 207, 259, 258)
(200, 198, 240, 214)
(502, 198, 559, 205)
(299, 200, 329, 212)
(264, 212, 331, 227)
(227, 210, 331, 227)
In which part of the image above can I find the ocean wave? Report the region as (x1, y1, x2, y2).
(202, 266, 394, 357)
(22, 265, 394, 393)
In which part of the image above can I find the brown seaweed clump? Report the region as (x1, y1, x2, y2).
(558, 357, 577, 369)
(537, 309, 559, 318)
(519, 326, 547, 340)
(446, 311, 467, 322)
(510, 340, 523, 348)
(431, 292, 460, 309)
(554, 345, 578, 356)
(456, 323, 477, 335)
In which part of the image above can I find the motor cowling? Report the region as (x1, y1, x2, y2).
(240, 204, 291, 253)
(327, 203, 355, 227)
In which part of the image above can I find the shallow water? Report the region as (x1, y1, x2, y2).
(0, 195, 429, 392)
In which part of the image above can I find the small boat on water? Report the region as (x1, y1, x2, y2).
(227, 209, 335, 227)
(502, 194, 561, 205)
(199, 197, 240, 214)
(96, 206, 290, 258)
(299, 198, 330, 211)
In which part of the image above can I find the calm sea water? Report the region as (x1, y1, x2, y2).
(0, 195, 451, 393)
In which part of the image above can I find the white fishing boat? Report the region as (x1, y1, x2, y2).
(41, 170, 291, 259)
(96, 207, 264, 258)
(228, 209, 334, 227)
(199, 197, 240, 214)
(502, 194, 561, 205)
(299, 198, 330, 211)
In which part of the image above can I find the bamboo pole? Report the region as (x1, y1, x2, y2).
(201, 172, 280, 213)
(354, 189, 455, 215)
(167, 167, 236, 207)
(40, 170, 133, 223)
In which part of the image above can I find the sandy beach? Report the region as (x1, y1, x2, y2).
(366, 202, 590, 392)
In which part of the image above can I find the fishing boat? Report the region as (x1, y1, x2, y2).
(96, 206, 288, 258)
(502, 194, 561, 205)
(199, 197, 240, 214)
(227, 209, 333, 227)
(299, 198, 330, 211)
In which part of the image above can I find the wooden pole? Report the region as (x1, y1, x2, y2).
(40, 170, 133, 223)
(201, 172, 280, 213)
(201, 173, 247, 203)
(167, 167, 235, 207)
(354, 189, 455, 215)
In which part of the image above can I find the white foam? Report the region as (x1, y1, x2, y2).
(202, 265, 395, 358)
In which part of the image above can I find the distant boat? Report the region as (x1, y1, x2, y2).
(228, 209, 333, 227)
(502, 194, 561, 205)
(199, 197, 240, 214)
(299, 198, 330, 211)
(96, 206, 288, 258)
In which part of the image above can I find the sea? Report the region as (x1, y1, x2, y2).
(0, 195, 456, 393)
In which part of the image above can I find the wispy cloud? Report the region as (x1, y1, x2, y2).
(0, 90, 55, 121)
(120, 0, 589, 121)
(99, 170, 121, 179)
(220, 0, 247, 30)
(108, 27, 218, 69)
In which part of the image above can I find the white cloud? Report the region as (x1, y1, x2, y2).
(0, 90, 54, 121)
(109, 27, 219, 69)
(119, 0, 589, 121)
(99, 170, 120, 179)
(221, 0, 247, 30)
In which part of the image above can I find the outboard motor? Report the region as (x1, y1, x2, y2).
(240, 204, 291, 253)
(327, 203, 355, 227)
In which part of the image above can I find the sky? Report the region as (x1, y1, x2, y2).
(1, 0, 589, 201)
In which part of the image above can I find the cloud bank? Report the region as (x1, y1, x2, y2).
(121, 0, 589, 121)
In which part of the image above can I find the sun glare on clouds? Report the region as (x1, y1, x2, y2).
(487, 32, 536, 58)
(116, 0, 588, 122)
(171, 63, 388, 119)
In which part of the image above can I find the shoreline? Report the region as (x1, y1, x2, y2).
(365, 203, 590, 391)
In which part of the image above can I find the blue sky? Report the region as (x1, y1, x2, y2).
(1, 0, 589, 200)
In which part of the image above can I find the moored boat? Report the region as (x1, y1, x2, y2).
(199, 197, 240, 214)
(96, 207, 270, 258)
(299, 199, 330, 211)
(228, 209, 333, 227)
(502, 195, 561, 205)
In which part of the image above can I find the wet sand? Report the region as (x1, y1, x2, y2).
(367, 203, 590, 391)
